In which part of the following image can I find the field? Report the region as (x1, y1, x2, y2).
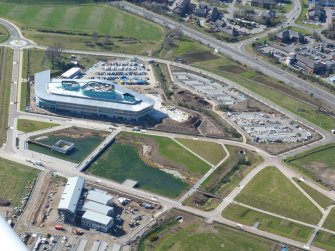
(0, 157, 39, 207)
(0, 24, 9, 43)
(294, 179, 334, 209)
(0, 47, 13, 146)
(313, 231, 335, 251)
(139, 209, 283, 251)
(236, 166, 322, 224)
(0, 2, 164, 54)
(122, 132, 212, 177)
(88, 142, 188, 198)
(323, 208, 335, 232)
(175, 138, 226, 165)
(285, 143, 335, 188)
(222, 204, 313, 243)
(17, 119, 59, 133)
(28, 127, 107, 163)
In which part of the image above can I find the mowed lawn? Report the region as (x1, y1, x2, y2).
(222, 204, 313, 243)
(17, 119, 59, 133)
(294, 179, 334, 209)
(139, 210, 279, 251)
(128, 133, 212, 175)
(313, 231, 335, 251)
(0, 157, 39, 207)
(0, 3, 163, 41)
(323, 208, 335, 232)
(176, 138, 226, 165)
(236, 166, 322, 224)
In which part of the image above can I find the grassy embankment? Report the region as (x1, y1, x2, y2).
(0, 47, 13, 146)
(0, 24, 9, 43)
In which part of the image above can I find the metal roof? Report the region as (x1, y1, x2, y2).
(86, 190, 113, 205)
(61, 67, 81, 78)
(58, 176, 85, 213)
(35, 70, 154, 113)
(82, 210, 113, 225)
(83, 201, 114, 216)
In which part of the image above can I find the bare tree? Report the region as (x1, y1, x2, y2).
(45, 42, 64, 65)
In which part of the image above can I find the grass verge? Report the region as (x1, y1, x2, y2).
(17, 119, 59, 133)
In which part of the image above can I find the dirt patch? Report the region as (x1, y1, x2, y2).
(31, 127, 109, 141)
(219, 65, 245, 74)
(117, 134, 199, 183)
(303, 162, 335, 188)
(155, 115, 201, 136)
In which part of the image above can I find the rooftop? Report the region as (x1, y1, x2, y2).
(86, 190, 114, 205)
(83, 201, 114, 216)
(58, 177, 85, 213)
(82, 210, 113, 225)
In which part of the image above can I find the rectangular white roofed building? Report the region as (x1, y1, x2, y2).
(58, 177, 85, 223)
(86, 190, 114, 206)
(82, 201, 114, 216)
(81, 210, 114, 233)
(34, 70, 154, 121)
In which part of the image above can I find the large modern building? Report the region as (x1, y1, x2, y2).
(58, 177, 85, 223)
(34, 70, 154, 121)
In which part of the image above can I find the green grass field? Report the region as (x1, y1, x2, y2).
(0, 2, 164, 54)
(17, 119, 59, 132)
(285, 143, 335, 186)
(313, 231, 335, 251)
(222, 204, 313, 243)
(323, 208, 335, 232)
(175, 138, 226, 165)
(0, 157, 39, 207)
(0, 24, 9, 43)
(236, 166, 322, 224)
(0, 47, 13, 146)
(124, 132, 212, 176)
(294, 179, 334, 209)
(139, 210, 281, 251)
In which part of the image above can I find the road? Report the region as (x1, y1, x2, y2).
(112, 0, 335, 110)
(0, 17, 333, 250)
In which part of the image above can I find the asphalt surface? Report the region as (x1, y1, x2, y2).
(0, 16, 333, 251)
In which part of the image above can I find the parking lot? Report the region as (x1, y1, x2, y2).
(228, 112, 312, 143)
(84, 59, 155, 87)
(173, 71, 246, 105)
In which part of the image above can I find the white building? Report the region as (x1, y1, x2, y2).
(82, 201, 114, 216)
(81, 210, 114, 233)
(58, 177, 85, 223)
(35, 70, 154, 121)
(86, 190, 114, 206)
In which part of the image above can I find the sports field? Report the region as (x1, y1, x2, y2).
(0, 47, 13, 146)
(236, 166, 322, 224)
(175, 138, 226, 165)
(17, 119, 59, 133)
(222, 204, 313, 243)
(139, 210, 281, 251)
(0, 157, 39, 207)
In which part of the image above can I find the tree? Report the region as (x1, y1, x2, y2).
(312, 32, 321, 42)
(45, 42, 63, 65)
